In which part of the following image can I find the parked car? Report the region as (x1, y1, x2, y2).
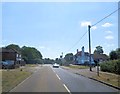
(53, 63, 59, 68)
(2, 60, 15, 69)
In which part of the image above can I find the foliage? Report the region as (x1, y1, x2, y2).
(5, 44, 43, 64)
(100, 60, 120, 74)
(64, 53, 73, 62)
(21, 46, 42, 63)
(109, 51, 118, 60)
(94, 46, 104, 54)
(109, 48, 120, 60)
(6, 44, 21, 53)
(43, 58, 54, 64)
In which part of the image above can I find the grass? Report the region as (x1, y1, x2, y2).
(93, 72, 120, 87)
(66, 65, 89, 69)
(2, 68, 32, 92)
(25, 64, 38, 67)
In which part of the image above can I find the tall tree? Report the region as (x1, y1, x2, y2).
(109, 50, 118, 60)
(64, 53, 73, 62)
(21, 46, 42, 63)
(94, 46, 104, 54)
(116, 48, 120, 59)
(109, 48, 120, 60)
(6, 44, 21, 53)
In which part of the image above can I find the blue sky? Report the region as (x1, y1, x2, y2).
(2, 2, 118, 59)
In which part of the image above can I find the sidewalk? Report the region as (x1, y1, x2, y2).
(61, 66, 120, 90)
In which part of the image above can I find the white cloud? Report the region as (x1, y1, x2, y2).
(105, 35, 114, 40)
(80, 21, 97, 30)
(91, 26, 97, 30)
(105, 31, 113, 34)
(81, 21, 91, 27)
(102, 23, 113, 27)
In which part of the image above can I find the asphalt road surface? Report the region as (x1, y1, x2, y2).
(10, 64, 119, 93)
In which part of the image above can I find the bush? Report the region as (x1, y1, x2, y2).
(100, 60, 120, 74)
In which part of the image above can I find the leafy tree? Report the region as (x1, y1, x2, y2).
(6, 44, 21, 53)
(109, 48, 120, 60)
(109, 50, 117, 60)
(64, 53, 73, 61)
(21, 46, 42, 63)
(116, 48, 120, 59)
(94, 46, 104, 54)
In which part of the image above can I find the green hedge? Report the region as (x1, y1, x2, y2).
(100, 60, 120, 74)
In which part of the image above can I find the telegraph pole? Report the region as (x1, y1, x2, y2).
(88, 25, 92, 71)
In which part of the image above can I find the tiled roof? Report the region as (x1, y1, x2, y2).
(92, 54, 109, 60)
(75, 51, 89, 56)
(0, 48, 17, 53)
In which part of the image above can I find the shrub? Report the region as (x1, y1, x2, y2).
(100, 60, 120, 74)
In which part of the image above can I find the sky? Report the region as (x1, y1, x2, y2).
(1, 1, 119, 59)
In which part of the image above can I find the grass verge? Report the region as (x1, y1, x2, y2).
(66, 65, 89, 69)
(25, 64, 38, 67)
(93, 72, 120, 87)
(2, 68, 32, 92)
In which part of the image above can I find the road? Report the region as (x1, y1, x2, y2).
(10, 64, 119, 93)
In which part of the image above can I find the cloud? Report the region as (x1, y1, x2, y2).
(105, 31, 113, 34)
(91, 26, 97, 30)
(80, 21, 97, 30)
(102, 23, 113, 27)
(81, 21, 91, 27)
(105, 35, 114, 40)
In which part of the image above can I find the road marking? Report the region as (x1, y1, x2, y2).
(56, 74, 61, 80)
(63, 84, 71, 94)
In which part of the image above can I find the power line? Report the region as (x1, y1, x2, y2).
(65, 31, 88, 53)
(91, 8, 120, 27)
(64, 8, 120, 55)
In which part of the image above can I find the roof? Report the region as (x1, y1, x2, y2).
(92, 54, 109, 60)
(75, 51, 89, 56)
(0, 48, 19, 53)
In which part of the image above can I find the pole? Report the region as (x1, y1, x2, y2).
(88, 25, 92, 71)
(97, 62, 99, 76)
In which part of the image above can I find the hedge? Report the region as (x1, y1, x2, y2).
(100, 60, 120, 74)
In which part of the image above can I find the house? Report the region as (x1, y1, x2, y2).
(0, 48, 25, 68)
(92, 53, 109, 63)
(74, 46, 95, 65)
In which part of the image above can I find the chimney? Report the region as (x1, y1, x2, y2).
(77, 49, 79, 53)
(82, 46, 84, 52)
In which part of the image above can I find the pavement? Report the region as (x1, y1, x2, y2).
(61, 66, 120, 90)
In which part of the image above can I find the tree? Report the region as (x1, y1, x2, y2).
(109, 48, 120, 60)
(64, 53, 73, 65)
(109, 50, 118, 60)
(116, 48, 120, 59)
(6, 44, 21, 53)
(94, 46, 104, 54)
(21, 46, 42, 63)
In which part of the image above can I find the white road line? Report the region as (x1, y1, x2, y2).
(56, 74, 61, 80)
(63, 84, 71, 94)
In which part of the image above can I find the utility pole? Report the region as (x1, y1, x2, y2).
(88, 25, 92, 71)
(62, 52, 63, 58)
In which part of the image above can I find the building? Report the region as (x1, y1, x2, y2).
(0, 48, 25, 68)
(92, 53, 109, 63)
(1, 48, 21, 61)
(74, 46, 95, 65)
